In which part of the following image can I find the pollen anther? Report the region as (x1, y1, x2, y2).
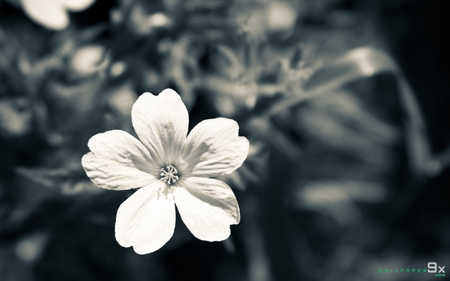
(160, 165, 179, 185)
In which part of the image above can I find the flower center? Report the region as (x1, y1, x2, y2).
(160, 165, 179, 185)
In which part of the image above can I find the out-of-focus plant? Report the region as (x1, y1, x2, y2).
(1, 0, 449, 281)
(107, 0, 243, 110)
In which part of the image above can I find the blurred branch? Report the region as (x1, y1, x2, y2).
(15, 164, 102, 195)
(268, 47, 436, 179)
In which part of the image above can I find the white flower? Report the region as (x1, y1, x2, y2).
(82, 89, 249, 254)
(20, 0, 96, 30)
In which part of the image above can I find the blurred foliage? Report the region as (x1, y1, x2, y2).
(1, 0, 450, 281)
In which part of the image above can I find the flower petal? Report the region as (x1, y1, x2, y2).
(181, 118, 249, 177)
(82, 130, 158, 190)
(174, 177, 240, 241)
(115, 181, 176, 254)
(132, 89, 189, 165)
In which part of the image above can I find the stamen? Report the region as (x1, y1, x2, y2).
(160, 165, 179, 185)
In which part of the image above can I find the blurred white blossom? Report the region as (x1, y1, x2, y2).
(14, 232, 48, 263)
(127, 2, 172, 36)
(0, 97, 33, 138)
(20, 0, 96, 30)
(266, 1, 298, 33)
(82, 89, 249, 254)
(69, 45, 109, 77)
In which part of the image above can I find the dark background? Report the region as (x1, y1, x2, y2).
(1, 0, 449, 280)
